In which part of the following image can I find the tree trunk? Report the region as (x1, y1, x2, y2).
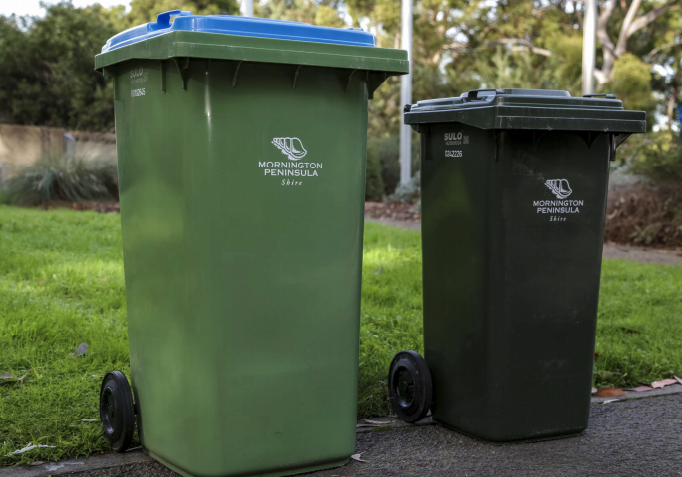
(667, 91, 676, 129)
(595, 0, 678, 84)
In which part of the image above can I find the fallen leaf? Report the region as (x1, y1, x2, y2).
(351, 453, 368, 463)
(356, 423, 380, 428)
(651, 378, 677, 389)
(618, 327, 641, 334)
(17, 371, 29, 382)
(0, 374, 13, 380)
(674, 376, 682, 385)
(591, 387, 597, 394)
(4, 443, 55, 456)
(374, 268, 383, 275)
(602, 399, 619, 404)
(596, 387, 626, 397)
(627, 386, 653, 392)
(594, 352, 599, 358)
(29, 461, 44, 466)
(100, 277, 107, 282)
(72, 343, 89, 357)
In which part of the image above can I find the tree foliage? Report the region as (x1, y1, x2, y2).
(126, 0, 239, 25)
(0, 3, 120, 130)
(0, 0, 678, 144)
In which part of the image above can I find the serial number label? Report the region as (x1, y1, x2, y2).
(131, 88, 146, 97)
(445, 150, 463, 158)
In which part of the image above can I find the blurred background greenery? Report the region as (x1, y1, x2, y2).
(0, 0, 680, 199)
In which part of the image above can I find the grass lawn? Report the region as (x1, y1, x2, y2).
(1, 205, 682, 464)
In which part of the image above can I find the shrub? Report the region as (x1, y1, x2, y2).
(605, 183, 682, 247)
(366, 134, 421, 197)
(386, 171, 421, 205)
(4, 155, 118, 206)
(604, 131, 682, 247)
(629, 131, 682, 188)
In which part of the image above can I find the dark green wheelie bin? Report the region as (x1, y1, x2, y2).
(94, 10, 407, 477)
(388, 89, 646, 441)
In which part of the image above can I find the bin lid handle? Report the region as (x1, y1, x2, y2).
(582, 93, 616, 99)
(156, 10, 193, 28)
(464, 89, 506, 102)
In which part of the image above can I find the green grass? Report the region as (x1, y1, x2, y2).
(595, 260, 682, 388)
(0, 207, 128, 465)
(1, 206, 682, 464)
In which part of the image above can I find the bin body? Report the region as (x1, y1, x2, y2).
(96, 13, 407, 477)
(405, 89, 645, 441)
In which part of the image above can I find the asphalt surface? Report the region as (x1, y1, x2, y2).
(312, 394, 682, 476)
(4, 393, 680, 477)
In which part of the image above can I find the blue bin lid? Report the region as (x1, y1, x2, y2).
(102, 10, 375, 53)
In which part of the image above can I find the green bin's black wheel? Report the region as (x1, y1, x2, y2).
(388, 350, 433, 423)
(100, 371, 135, 452)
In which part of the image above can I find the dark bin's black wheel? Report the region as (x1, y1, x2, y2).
(100, 371, 135, 452)
(388, 350, 433, 423)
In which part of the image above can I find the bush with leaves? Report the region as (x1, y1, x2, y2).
(629, 131, 682, 188)
(365, 134, 421, 198)
(602, 131, 682, 247)
(4, 156, 118, 206)
(386, 171, 421, 205)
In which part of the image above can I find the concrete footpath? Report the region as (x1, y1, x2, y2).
(2, 388, 680, 477)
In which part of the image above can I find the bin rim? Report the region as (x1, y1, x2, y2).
(95, 30, 408, 77)
(404, 88, 646, 134)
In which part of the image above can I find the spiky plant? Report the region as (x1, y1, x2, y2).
(4, 155, 118, 206)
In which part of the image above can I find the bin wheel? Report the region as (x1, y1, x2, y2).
(100, 371, 135, 452)
(388, 350, 433, 423)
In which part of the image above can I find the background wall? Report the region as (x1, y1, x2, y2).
(0, 125, 117, 183)
(0, 125, 65, 178)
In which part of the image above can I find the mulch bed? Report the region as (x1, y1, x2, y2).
(42, 201, 120, 213)
(365, 201, 420, 222)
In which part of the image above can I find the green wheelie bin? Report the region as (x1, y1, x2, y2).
(95, 11, 407, 477)
(387, 89, 645, 441)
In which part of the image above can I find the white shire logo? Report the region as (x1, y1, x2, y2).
(272, 137, 307, 161)
(545, 179, 573, 199)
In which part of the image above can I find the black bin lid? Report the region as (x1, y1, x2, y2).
(404, 88, 646, 133)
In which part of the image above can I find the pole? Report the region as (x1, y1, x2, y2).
(243, 0, 253, 17)
(399, 0, 413, 185)
(582, 0, 596, 95)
